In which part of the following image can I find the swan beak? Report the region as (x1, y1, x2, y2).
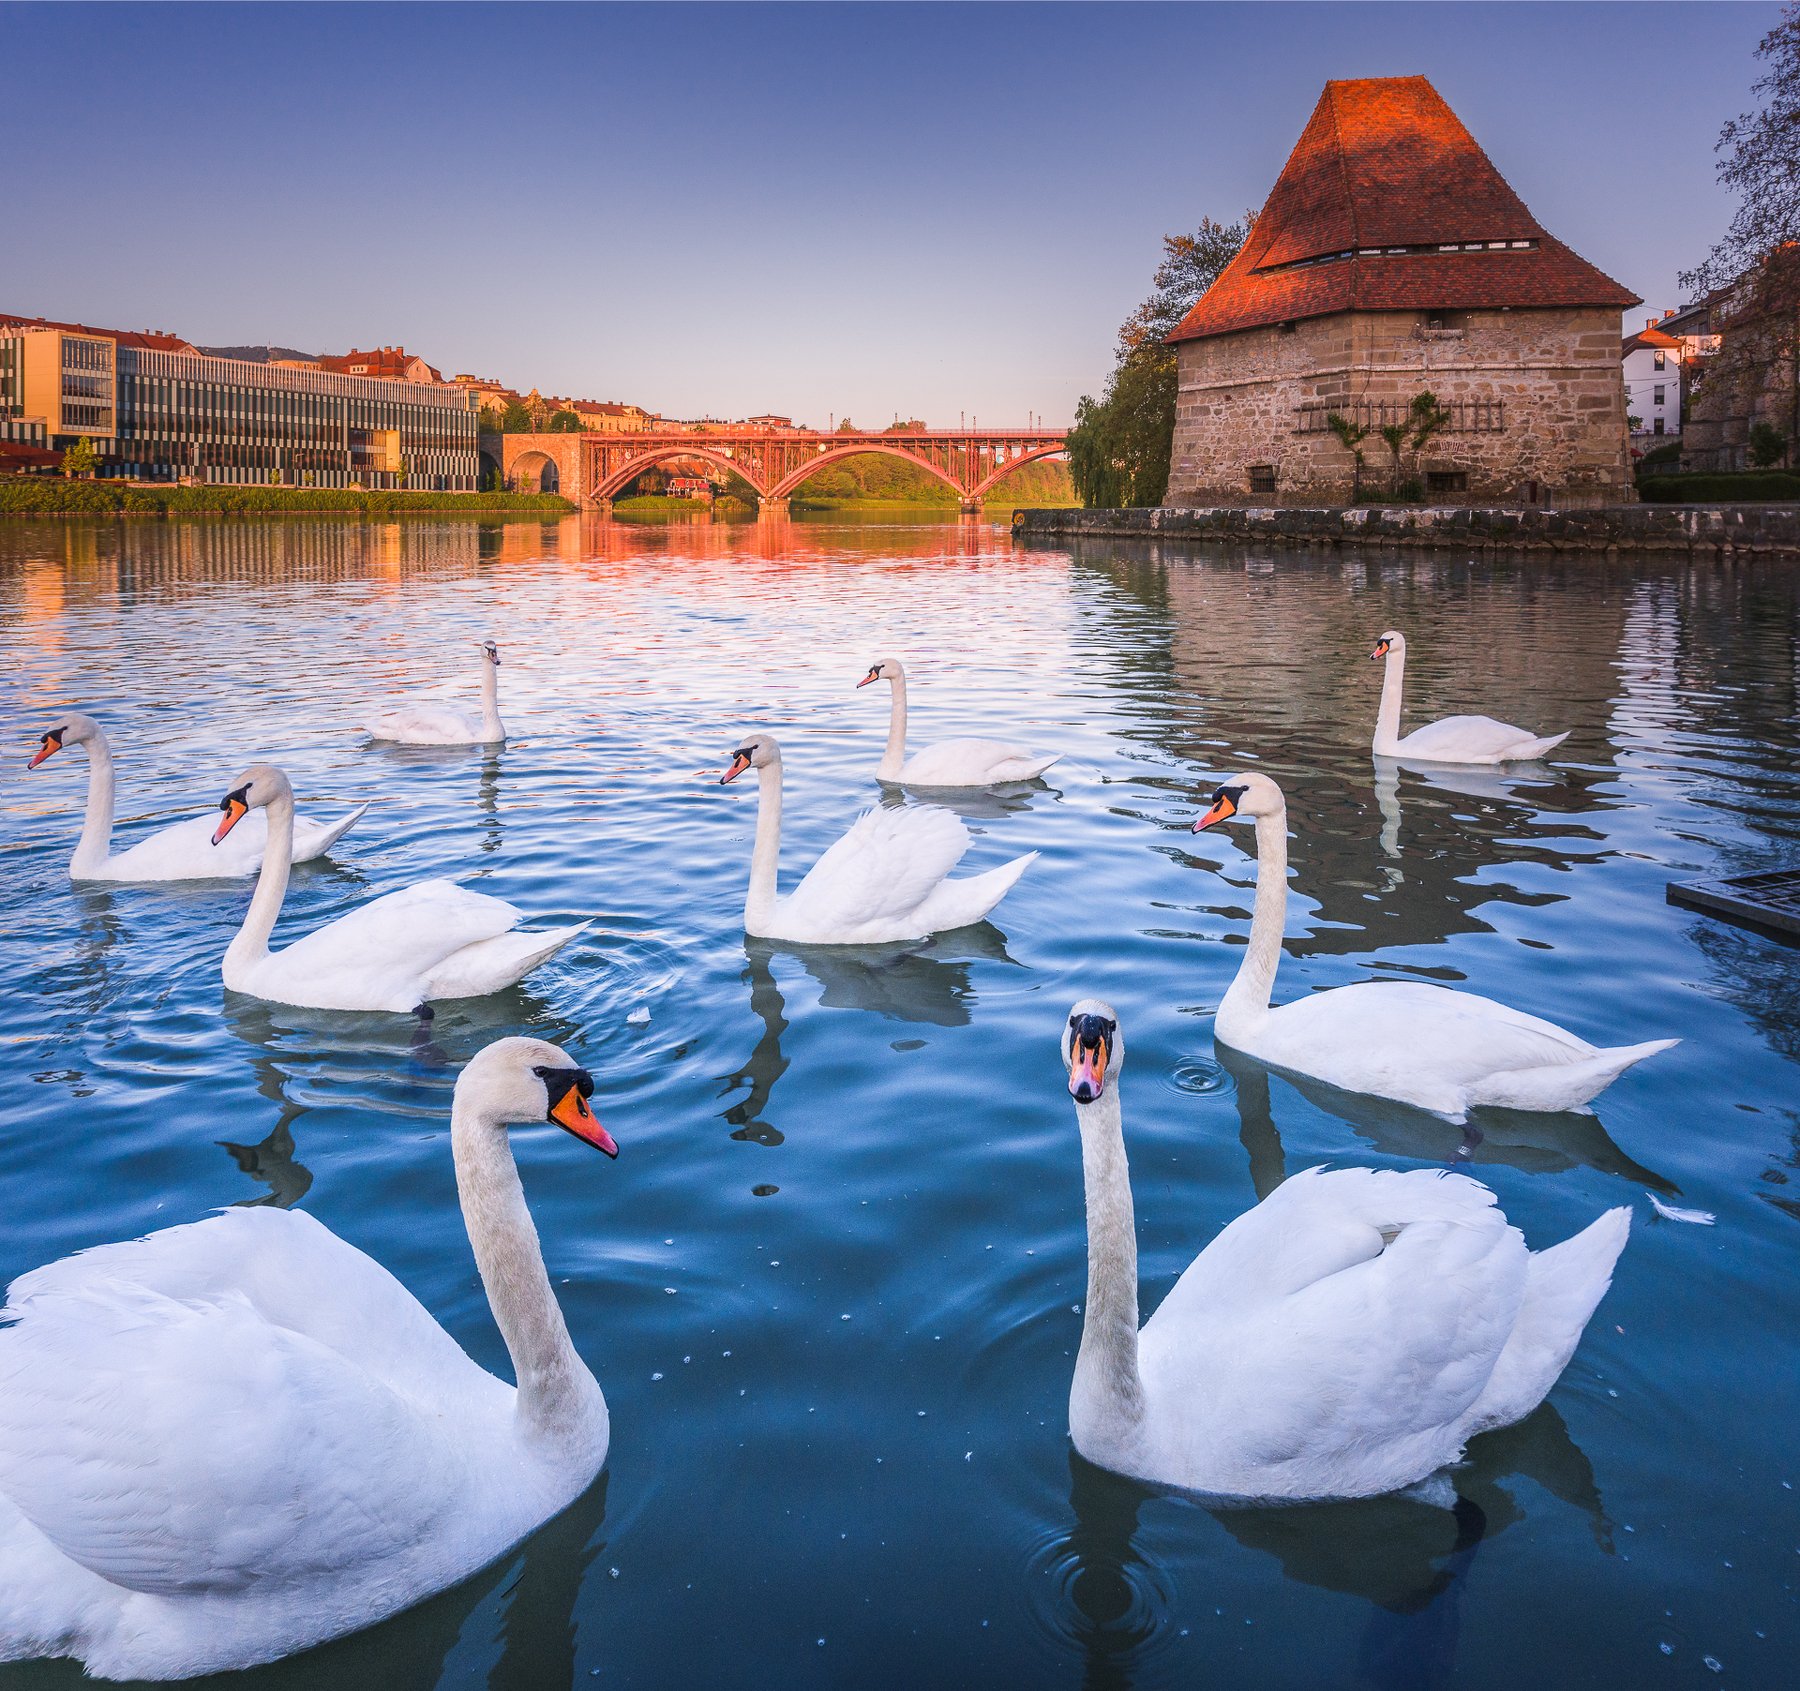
(549, 1080, 618, 1157)
(856, 667, 880, 688)
(1068, 1036, 1109, 1103)
(721, 750, 752, 784)
(1370, 639, 1390, 660)
(1193, 792, 1238, 831)
(26, 730, 63, 770)
(213, 794, 250, 846)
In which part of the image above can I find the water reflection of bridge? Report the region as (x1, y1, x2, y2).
(493, 425, 1067, 514)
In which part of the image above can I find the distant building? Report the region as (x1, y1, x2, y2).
(567, 399, 654, 433)
(665, 474, 713, 499)
(313, 346, 445, 384)
(1669, 250, 1800, 471)
(1165, 76, 1639, 508)
(747, 413, 796, 430)
(1621, 319, 1684, 441)
(0, 310, 478, 488)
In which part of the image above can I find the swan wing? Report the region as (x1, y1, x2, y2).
(1397, 714, 1564, 763)
(289, 804, 368, 864)
(783, 805, 970, 932)
(365, 701, 486, 744)
(900, 738, 1059, 787)
(101, 811, 269, 880)
(0, 1280, 465, 1598)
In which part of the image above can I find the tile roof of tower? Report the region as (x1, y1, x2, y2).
(1169, 76, 1637, 343)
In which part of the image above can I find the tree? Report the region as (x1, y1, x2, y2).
(60, 436, 99, 478)
(1066, 215, 1253, 507)
(501, 400, 533, 433)
(1375, 393, 1452, 497)
(1750, 420, 1789, 466)
(836, 417, 858, 433)
(547, 409, 581, 433)
(1681, 5, 1800, 454)
(478, 405, 504, 434)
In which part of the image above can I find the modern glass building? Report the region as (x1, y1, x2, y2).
(0, 316, 480, 489)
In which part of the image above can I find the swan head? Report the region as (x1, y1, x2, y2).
(480, 639, 501, 668)
(25, 710, 100, 769)
(1192, 770, 1284, 831)
(1063, 998, 1123, 1103)
(857, 656, 905, 689)
(720, 732, 780, 784)
(1370, 630, 1405, 661)
(458, 1036, 618, 1157)
(213, 763, 290, 845)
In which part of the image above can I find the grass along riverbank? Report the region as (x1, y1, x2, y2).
(0, 481, 576, 517)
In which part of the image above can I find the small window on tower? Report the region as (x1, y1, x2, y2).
(1654, 349, 1666, 370)
(1426, 470, 1469, 495)
(1248, 464, 1278, 495)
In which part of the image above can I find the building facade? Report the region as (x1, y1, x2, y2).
(0, 314, 479, 488)
(1621, 320, 1684, 443)
(1165, 77, 1639, 509)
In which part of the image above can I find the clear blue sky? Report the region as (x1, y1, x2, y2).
(1, 2, 1778, 426)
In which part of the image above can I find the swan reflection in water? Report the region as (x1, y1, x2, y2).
(219, 1106, 313, 1209)
(719, 931, 1016, 1145)
(1050, 1398, 1609, 1691)
(1371, 755, 1569, 868)
(1213, 1043, 1677, 1202)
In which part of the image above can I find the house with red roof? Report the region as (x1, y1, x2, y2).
(1166, 76, 1639, 508)
(1621, 320, 1685, 443)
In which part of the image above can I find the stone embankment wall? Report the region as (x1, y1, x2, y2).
(1168, 307, 1634, 510)
(1014, 503, 1800, 557)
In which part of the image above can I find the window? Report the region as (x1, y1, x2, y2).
(1654, 419, 1665, 435)
(1425, 470, 1469, 495)
(1654, 349, 1666, 370)
(1654, 386, 1666, 406)
(1248, 464, 1277, 495)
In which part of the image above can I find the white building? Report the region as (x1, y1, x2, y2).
(1621, 317, 1684, 441)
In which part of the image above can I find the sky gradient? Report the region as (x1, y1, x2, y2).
(1, 2, 1780, 426)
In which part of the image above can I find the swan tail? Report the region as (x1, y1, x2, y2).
(1468, 1037, 1676, 1114)
(915, 851, 1037, 933)
(1466, 1206, 1629, 1435)
(290, 804, 369, 864)
(1517, 730, 1571, 760)
(993, 752, 1062, 782)
(421, 921, 590, 1002)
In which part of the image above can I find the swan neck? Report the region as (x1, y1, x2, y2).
(452, 1103, 602, 1447)
(745, 758, 782, 932)
(1074, 1088, 1147, 1435)
(69, 730, 117, 877)
(1374, 645, 1405, 755)
(1217, 811, 1287, 1042)
(478, 654, 504, 740)
(878, 672, 908, 781)
(225, 790, 294, 976)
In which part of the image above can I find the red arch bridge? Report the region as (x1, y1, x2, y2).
(491, 426, 1067, 514)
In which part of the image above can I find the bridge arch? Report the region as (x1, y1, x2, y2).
(510, 449, 560, 495)
(767, 442, 964, 502)
(592, 446, 768, 502)
(969, 442, 1070, 500)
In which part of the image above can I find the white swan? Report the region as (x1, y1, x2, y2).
(1370, 631, 1568, 763)
(26, 713, 365, 882)
(214, 764, 586, 1011)
(1061, 998, 1629, 1500)
(0, 1036, 616, 1681)
(366, 639, 506, 745)
(720, 732, 1035, 943)
(858, 656, 1060, 786)
(1192, 771, 1674, 1120)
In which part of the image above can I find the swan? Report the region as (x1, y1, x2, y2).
(1061, 998, 1630, 1500)
(213, 764, 586, 1012)
(1370, 631, 1569, 763)
(1191, 771, 1674, 1120)
(858, 656, 1060, 786)
(26, 713, 365, 882)
(0, 1036, 616, 1680)
(366, 639, 506, 745)
(719, 732, 1035, 943)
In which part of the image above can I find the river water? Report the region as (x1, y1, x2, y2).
(0, 514, 1795, 1689)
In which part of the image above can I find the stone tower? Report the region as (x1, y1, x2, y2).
(1165, 76, 1639, 509)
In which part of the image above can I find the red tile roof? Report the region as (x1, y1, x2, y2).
(1170, 76, 1638, 343)
(1622, 325, 1682, 355)
(0, 311, 194, 352)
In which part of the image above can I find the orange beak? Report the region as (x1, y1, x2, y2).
(27, 732, 63, 770)
(720, 751, 751, 784)
(550, 1083, 618, 1157)
(1068, 1035, 1109, 1102)
(1370, 639, 1390, 660)
(856, 668, 880, 688)
(1193, 793, 1238, 832)
(213, 796, 249, 845)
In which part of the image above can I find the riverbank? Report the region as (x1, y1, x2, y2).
(0, 482, 576, 517)
(1015, 502, 1800, 556)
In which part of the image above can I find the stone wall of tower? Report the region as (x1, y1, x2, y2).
(1166, 306, 1635, 509)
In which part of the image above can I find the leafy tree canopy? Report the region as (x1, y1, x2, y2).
(1066, 215, 1253, 508)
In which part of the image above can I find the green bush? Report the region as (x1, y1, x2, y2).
(1636, 441, 1683, 469)
(1636, 469, 1800, 503)
(0, 481, 576, 516)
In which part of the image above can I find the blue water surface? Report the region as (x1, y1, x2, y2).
(0, 514, 1795, 1689)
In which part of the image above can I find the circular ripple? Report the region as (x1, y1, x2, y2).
(1165, 1055, 1234, 1097)
(1021, 1500, 1179, 1672)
